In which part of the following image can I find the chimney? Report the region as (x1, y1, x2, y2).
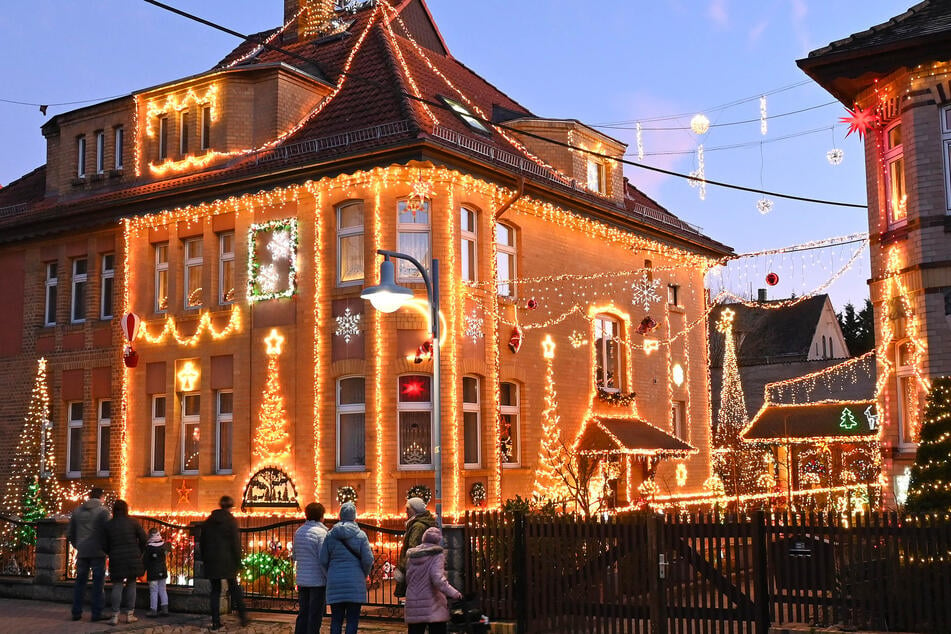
(757, 288, 767, 302)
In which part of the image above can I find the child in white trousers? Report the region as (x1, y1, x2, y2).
(143, 528, 171, 616)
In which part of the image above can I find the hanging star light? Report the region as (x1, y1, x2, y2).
(826, 148, 844, 165)
(690, 114, 710, 135)
(840, 106, 880, 140)
(756, 197, 774, 215)
(631, 272, 662, 311)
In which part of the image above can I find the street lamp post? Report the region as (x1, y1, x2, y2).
(361, 249, 442, 525)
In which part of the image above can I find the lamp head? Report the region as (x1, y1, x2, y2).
(361, 257, 414, 313)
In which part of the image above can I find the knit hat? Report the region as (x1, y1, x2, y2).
(147, 529, 164, 547)
(406, 497, 427, 516)
(340, 501, 357, 522)
(422, 526, 442, 545)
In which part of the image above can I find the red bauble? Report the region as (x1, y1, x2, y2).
(765, 272, 779, 286)
(508, 326, 523, 353)
(526, 298, 538, 310)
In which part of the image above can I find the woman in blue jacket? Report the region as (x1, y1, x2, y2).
(319, 502, 374, 634)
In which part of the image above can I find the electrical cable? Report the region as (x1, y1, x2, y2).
(598, 101, 837, 131)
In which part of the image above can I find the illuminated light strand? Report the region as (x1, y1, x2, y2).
(377, 2, 439, 125)
(148, 151, 233, 176)
(765, 351, 876, 405)
(445, 184, 461, 514)
(309, 183, 325, 503)
(225, 9, 304, 68)
(253, 329, 292, 467)
(577, 417, 696, 459)
(137, 304, 243, 346)
(372, 183, 385, 516)
(132, 95, 141, 177)
(489, 191, 503, 505)
(644, 482, 879, 509)
(664, 301, 673, 431)
(120, 219, 132, 499)
(145, 84, 219, 137)
(533, 334, 569, 504)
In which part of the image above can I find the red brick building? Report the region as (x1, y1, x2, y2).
(0, 0, 729, 519)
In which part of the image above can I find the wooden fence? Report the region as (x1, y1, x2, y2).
(464, 511, 951, 634)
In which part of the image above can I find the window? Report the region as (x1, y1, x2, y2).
(97, 400, 111, 476)
(71, 258, 88, 323)
(594, 314, 622, 391)
(587, 159, 605, 194)
(496, 222, 516, 297)
(460, 207, 477, 282)
(337, 377, 366, 470)
(77, 136, 86, 178)
(397, 200, 430, 282)
(463, 376, 481, 468)
(885, 121, 906, 226)
(184, 237, 203, 309)
(337, 202, 365, 285)
(201, 106, 212, 151)
(180, 112, 189, 155)
(668, 284, 680, 307)
(151, 396, 166, 476)
(218, 232, 235, 304)
(95, 131, 105, 174)
(158, 116, 168, 161)
(896, 340, 918, 447)
(398, 375, 432, 469)
(441, 96, 491, 134)
(181, 393, 200, 474)
(822, 335, 827, 359)
(44, 262, 58, 326)
(114, 126, 124, 171)
(499, 382, 520, 466)
(67, 401, 83, 477)
(155, 243, 169, 312)
(100, 253, 115, 320)
(216, 391, 233, 474)
(671, 400, 686, 439)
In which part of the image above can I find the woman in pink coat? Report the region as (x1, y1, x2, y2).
(403, 527, 463, 633)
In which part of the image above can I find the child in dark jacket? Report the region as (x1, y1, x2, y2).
(143, 528, 171, 617)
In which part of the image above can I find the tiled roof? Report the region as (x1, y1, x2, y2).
(741, 401, 878, 444)
(0, 166, 46, 219)
(806, 2, 951, 59)
(576, 416, 695, 457)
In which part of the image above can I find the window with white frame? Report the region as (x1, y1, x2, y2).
(44, 262, 58, 326)
(97, 400, 111, 476)
(95, 131, 105, 175)
(218, 232, 235, 304)
(587, 158, 605, 194)
(500, 382, 520, 465)
(151, 395, 166, 476)
(463, 376, 481, 468)
(114, 126, 124, 171)
(100, 253, 115, 320)
(460, 207, 477, 282)
(944, 106, 951, 211)
(184, 237, 203, 309)
(201, 106, 211, 151)
(158, 116, 169, 161)
(337, 202, 365, 285)
(67, 401, 83, 477)
(155, 243, 169, 312)
(668, 284, 680, 307)
(885, 121, 907, 227)
(77, 136, 86, 178)
(180, 111, 189, 156)
(398, 375, 432, 468)
(495, 222, 516, 297)
(337, 377, 366, 470)
(216, 390, 233, 474)
(896, 340, 918, 447)
(181, 393, 200, 474)
(71, 258, 88, 323)
(671, 400, 686, 439)
(397, 200, 431, 282)
(441, 97, 491, 134)
(594, 314, 622, 392)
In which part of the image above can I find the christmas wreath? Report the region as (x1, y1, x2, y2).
(406, 484, 432, 504)
(469, 482, 487, 507)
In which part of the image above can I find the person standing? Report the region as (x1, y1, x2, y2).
(102, 499, 148, 625)
(143, 527, 172, 617)
(200, 495, 248, 630)
(404, 527, 463, 634)
(395, 497, 435, 598)
(68, 487, 111, 622)
(319, 502, 373, 634)
(293, 502, 328, 634)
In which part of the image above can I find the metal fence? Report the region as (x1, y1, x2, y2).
(0, 515, 37, 577)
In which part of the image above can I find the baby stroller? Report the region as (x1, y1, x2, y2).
(449, 595, 490, 634)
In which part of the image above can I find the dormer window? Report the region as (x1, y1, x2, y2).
(180, 112, 189, 155)
(77, 136, 86, 178)
(158, 116, 169, 161)
(95, 131, 105, 175)
(114, 126, 124, 171)
(441, 96, 490, 135)
(587, 158, 605, 194)
(201, 106, 212, 151)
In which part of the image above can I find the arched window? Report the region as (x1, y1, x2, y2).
(595, 314, 623, 391)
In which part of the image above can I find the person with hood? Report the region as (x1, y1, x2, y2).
(319, 502, 374, 634)
(395, 497, 435, 598)
(102, 499, 148, 625)
(404, 527, 463, 634)
(143, 527, 172, 617)
(200, 496, 249, 630)
(293, 502, 328, 634)
(68, 487, 111, 622)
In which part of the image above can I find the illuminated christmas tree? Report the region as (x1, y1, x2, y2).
(533, 335, 569, 505)
(905, 377, 951, 513)
(254, 330, 291, 467)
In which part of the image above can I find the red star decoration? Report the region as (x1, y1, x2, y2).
(176, 480, 193, 505)
(840, 106, 880, 140)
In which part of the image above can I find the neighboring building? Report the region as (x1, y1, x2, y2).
(0, 0, 730, 517)
(798, 0, 951, 503)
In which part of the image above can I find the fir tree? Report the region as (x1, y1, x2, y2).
(254, 338, 291, 467)
(905, 377, 951, 513)
(533, 337, 568, 505)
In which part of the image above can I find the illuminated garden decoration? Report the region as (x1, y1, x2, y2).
(905, 377, 951, 513)
(533, 335, 569, 505)
(254, 330, 291, 467)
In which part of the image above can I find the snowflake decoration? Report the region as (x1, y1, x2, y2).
(631, 272, 662, 311)
(258, 264, 280, 294)
(568, 330, 588, 348)
(756, 197, 774, 215)
(690, 114, 710, 135)
(463, 310, 484, 344)
(405, 176, 433, 219)
(335, 307, 361, 343)
(267, 230, 293, 261)
(826, 148, 844, 165)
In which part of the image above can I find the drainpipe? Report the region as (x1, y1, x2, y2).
(494, 175, 525, 220)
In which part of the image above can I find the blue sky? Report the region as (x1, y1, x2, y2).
(0, 1, 909, 308)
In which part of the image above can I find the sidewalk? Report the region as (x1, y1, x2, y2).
(0, 597, 406, 634)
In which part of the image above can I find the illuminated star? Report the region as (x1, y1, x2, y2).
(542, 334, 556, 360)
(716, 307, 735, 332)
(264, 329, 285, 355)
(840, 106, 880, 140)
(176, 480, 193, 505)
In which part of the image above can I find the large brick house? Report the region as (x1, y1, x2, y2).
(0, 0, 730, 518)
(798, 0, 951, 504)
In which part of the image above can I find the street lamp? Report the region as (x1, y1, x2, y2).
(361, 250, 442, 525)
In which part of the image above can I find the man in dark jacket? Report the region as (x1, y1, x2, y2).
(199, 496, 248, 630)
(395, 497, 436, 598)
(68, 487, 110, 621)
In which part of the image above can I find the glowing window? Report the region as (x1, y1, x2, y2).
(397, 200, 430, 283)
(594, 314, 622, 392)
(184, 237, 203, 309)
(337, 202, 365, 285)
(500, 382, 520, 466)
(181, 393, 200, 474)
(398, 375, 432, 469)
(154, 243, 169, 313)
(218, 232, 235, 304)
(461, 207, 477, 283)
(495, 223, 516, 297)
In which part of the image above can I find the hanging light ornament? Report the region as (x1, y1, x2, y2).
(756, 197, 774, 215)
(760, 95, 768, 136)
(840, 106, 880, 140)
(690, 114, 710, 135)
(826, 126, 844, 165)
(636, 122, 644, 160)
(405, 172, 433, 219)
(688, 145, 706, 200)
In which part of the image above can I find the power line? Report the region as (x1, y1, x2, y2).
(140, 0, 867, 210)
(597, 101, 838, 132)
(0, 95, 126, 108)
(632, 125, 831, 157)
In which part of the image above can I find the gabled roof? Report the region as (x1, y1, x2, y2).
(576, 416, 695, 458)
(741, 401, 878, 444)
